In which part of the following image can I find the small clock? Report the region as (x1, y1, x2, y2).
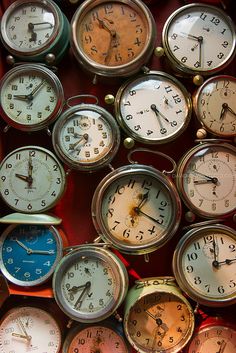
(0, 0, 70, 65)
(113, 70, 192, 144)
(123, 277, 195, 353)
(172, 223, 236, 307)
(161, 3, 236, 79)
(175, 141, 236, 219)
(62, 318, 131, 353)
(0, 64, 64, 132)
(70, 0, 157, 80)
(186, 316, 236, 353)
(0, 304, 62, 353)
(52, 99, 120, 172)
(193, 75, 236, 138)
(52, 244, 129, 323)
(0, 145, 66, 213)
(0, 223, 63, 287)
(91, 153, 182, 255)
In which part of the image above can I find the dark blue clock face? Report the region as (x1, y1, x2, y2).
(0, 224, 62, 286)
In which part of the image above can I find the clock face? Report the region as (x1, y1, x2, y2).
(65, 324, 129, 353)
(173, 225, 236, 306)
(0, 146, 66, 213)
(0, 65, 63, 131)
(116, 72, 191, 144)
(92, 165, 181, 254)
(78, 1, 148, 67)
(53, 247, 128, 323)
(52, 105, 120, 171)
(0, 306, 61, 353)
(187, 325, 236, 353)
(194, 75, 236, 137)
(2, 0, 58, 54)
(125, 291, 193, 352)
(163, 4, 236, 74)
(176, 143, 236, 218)
(0, 224, 63, 286)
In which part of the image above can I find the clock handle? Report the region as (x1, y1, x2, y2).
(127, 147, 176, 175)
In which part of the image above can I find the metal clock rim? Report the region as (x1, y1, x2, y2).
(52, 103, 121, 171)
(0, 63, 65, 131)
(114, 70, 192, 144)
(175, 141, 236, 218)
(70, 0, 157, 78)
(0, 0, 61, 57)
(172, 223, 236, 307)
(0, 145, 67, 213)
(162, 3, 236, 76)
(91, 163, 182, 255)
(123, 276, 195, 353)
(0, 223, 63, 287)
(192, 74, 236, 138)
(52, 244, 129, 323)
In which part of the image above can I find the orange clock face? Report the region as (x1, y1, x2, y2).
(78, 2, 148, 67)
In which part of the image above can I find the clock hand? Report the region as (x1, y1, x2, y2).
(28, 23, 37, 42)
(14, 238, 32, 253)
(192, 170, 218, 184)
(133, 208, 164, 225)
(27, 79, 46, 99)
(28, 22, 53, 29)
(180, 32, 200, 41)
(97, 17, 116, 37)
(219, 103, 228, 121)
(211, 235, 219, 268)
(30, 249, 55, 255)
(216, 340, 227, 353)
(13, 94, 30, 101)
(151, 104, 170, 123)
(27, 154, 33, 187)
(226, 105, 236, 116)
(74, 281, 91, 309)
(69, 133, 89, 150)
(198, 36, 203, 67)
(17, 319, 31, 341)
(12, 332, 30, 340)
(136, 191, 149, 209)
(216, 258, 236, 266)
(15, 173, 32, 183)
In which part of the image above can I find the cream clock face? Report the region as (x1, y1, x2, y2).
(173, 225, 236, 306)
(0, 306, 61, 353)
(162, 4, 236, 75)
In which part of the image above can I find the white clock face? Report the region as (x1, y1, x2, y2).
(164, 4, 235, 74)
(3, 1, 56, 53)
(178, 144, 236, 218)
(0, 306, 61, 353)
(194, 75, 236, 137)
(117, 72, 191, 144)
(174, 226, 236, 304)
(52, 105, 120, 171)
(0, 146, 66, 213)
(0, 66, 61, 130)
(53, 247, 127, 323)
(60, 255, 118, 315)
(187, 325, 236, 353)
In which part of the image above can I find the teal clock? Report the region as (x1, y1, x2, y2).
(0, 0, 70, 65)
(0, 224, 63, 287)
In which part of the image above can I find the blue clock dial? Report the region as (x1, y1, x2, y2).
(0, 224, 63, 287)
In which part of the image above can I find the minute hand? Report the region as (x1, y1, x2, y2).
(134, 208, 163, 224)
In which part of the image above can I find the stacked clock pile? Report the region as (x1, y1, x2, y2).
(0, 0, 235, 352)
